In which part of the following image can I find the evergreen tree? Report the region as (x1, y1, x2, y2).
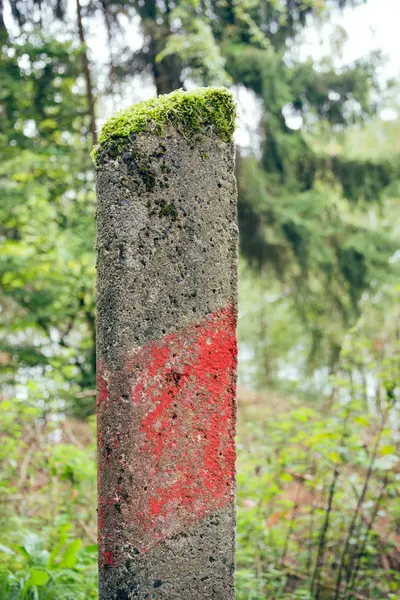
(0, 35, 97, 414)
(1, 0, 398, 401)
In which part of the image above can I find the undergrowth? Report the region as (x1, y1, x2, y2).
(0, 333, 399, 599)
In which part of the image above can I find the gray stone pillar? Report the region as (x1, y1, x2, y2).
(94, 87, 238, 600)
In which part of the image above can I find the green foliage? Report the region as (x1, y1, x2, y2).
(238, 153, 399, 384)
(0, 395, 97, 598)
(236, 316, 400, 598)
(1, 0, 400, 598)
(0, 529, 97, 599)
(329, 155, 394, 203)
(2, 0, 398, 401)
(0, 35, 96, 416)
(2, 302, 399, 598)
(156, 5, 230, 86)
(92, 86, 236, 165)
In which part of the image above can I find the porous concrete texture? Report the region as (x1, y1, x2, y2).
(96, 88, 238, 600)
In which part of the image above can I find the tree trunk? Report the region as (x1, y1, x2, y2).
(76, 0, 98, 146)
(99, 0, 118, 102)
(153, 51, 182, 95)
(139, 1, 183, 95)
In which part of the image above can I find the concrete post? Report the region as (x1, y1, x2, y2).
(94, 87, 238, 600)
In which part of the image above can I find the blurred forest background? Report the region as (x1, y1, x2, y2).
(1, 0, 400, 598)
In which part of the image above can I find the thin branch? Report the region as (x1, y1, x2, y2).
(76, 0, 98, 146)
(333, 406, 388, 600)
(346, 475, 389, 597)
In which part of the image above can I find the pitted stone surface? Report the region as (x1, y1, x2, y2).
(96, 122, 238, 599)
(99, 506, 235, 600)
(96, 128, 237, 365)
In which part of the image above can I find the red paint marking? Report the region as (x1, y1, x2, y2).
(103, 551, 114, 566)
(97, 304, 237, 561)
(137, 307, 236, 523)
(96, 367, 109, 407)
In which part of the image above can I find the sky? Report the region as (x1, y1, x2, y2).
(300, 0, 400, 93)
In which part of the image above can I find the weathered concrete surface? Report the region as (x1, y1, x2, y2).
(96, 112, 238, 599)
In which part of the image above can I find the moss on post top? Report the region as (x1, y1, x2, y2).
(92, 87, 236, 166)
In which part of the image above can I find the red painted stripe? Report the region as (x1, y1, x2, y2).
(97, 304, 237, 564)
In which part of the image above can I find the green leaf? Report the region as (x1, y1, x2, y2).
(381, 444, 396, 456)
(28, 570, 49, 586)
(328, 451, 342, 464)
(14, 545, 30, 559)
(60, 539, 81, 568)
(22, 532, 41, 557)
(83, 544, 98, 554)
(47, 524, 70, 568)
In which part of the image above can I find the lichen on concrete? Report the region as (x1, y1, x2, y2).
(92, 87, 236, 166)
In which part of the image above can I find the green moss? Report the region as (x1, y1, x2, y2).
(126, 152, 156, 192)
(158, 199, 178, 220)
(91, 87, 236, 166)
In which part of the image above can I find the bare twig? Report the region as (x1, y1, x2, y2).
(282, 560, 369, 600)
(63, 421, 84, 448)
(310, 467, 340, 599)
(79, 519, 97, 544)
(333, 406, 388, 599)
(18, 445, 35, 487)
(347, 475, 389, 596)
(280, 483, 300, 567)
